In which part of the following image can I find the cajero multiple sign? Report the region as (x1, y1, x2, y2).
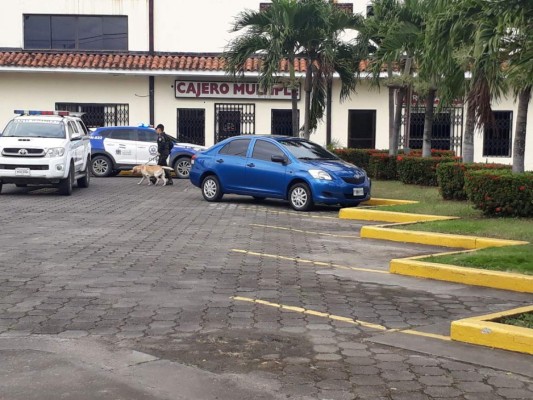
(175, 80, 300, 100)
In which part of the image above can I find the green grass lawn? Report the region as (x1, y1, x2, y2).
(370, 180, 533, 275)
(498, 312, 533, 329)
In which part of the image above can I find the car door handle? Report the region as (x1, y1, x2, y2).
(246, 163, 255, 167)
(216, 159, 224, 163)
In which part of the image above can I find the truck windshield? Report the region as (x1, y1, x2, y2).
(2, 120, 65, 138)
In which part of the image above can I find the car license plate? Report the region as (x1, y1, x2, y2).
(15, 168, 30, 176)
(353, 188, 364, 196)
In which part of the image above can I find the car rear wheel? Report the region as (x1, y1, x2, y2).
(91, 155, 113, 177)
(58, 163, 74, 196)
(202, 175, 223, 202)
(77, 159, 90, 188)
(289, 182, 313, 211)
(174, 157, 191, 179)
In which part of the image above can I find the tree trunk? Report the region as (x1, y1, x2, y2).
(422, 88, 436, 157)
(387, 61, 395, 155)
(388, 86, 395, 155)
(392, 87, 406, 155)
(303, 61, 313, 140)
(462, 100, 475, 163)
(512, 86, 531, 173)
(389, 86, 406, 155)
(326, 78, 332, 145)
(289, 58, 299, 136)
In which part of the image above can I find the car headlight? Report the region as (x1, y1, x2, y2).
(45, 147, 65, 157)
(309, 169, 332, 180)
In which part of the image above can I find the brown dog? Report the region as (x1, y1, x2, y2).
(131, 165, 174, 186)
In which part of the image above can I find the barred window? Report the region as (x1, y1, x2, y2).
(214, 103, 255, 143)
(56, 103, 129, 129)
(483, 111, 512, 157)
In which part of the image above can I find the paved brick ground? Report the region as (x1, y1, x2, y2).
(0, 178, 531, 399)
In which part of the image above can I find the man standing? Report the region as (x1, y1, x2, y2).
(156, 124, 173, 185)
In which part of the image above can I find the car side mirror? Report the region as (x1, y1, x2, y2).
(71, 134, 82, 141)
(271, 155, 288, 164)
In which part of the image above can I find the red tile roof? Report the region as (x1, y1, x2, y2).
(0, 51, 372, 74)
(0, 51, 312, 73)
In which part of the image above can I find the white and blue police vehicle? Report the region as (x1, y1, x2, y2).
(89, 126, 205, 178)
(0, 110, 91, 195)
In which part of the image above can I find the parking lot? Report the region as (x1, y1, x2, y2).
(0, 177, 532, 400)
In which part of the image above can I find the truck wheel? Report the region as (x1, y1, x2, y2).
(91, 155, 113, 177)
(173, 157, 192, 179)
(58, 164, 74, 196)
(77, 159, 90, 188)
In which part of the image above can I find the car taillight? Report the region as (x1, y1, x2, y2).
(191, 154, 197, 164)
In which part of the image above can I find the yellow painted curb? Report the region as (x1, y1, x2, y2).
(339, 197, 530, 293)
(451, 305, 533, 354)
(390, 258, 533, 293)
(360, 198, 419, 206)
(361, 226, 528, 250)
(339, 208, 456, 223)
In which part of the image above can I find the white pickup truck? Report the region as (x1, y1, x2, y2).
(0, 110, 91, 195)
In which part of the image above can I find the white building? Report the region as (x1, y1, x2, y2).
(0, 0, 530, 169)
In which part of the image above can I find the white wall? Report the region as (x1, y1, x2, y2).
(3, 0, 369, 53)
(154, 0, 369, 52)
(0, 73, 149, 131)
(1, 0, 149, 50)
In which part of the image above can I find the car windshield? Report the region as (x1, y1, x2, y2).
(2, 120, 65, 138)
(279, 139, 338, 160)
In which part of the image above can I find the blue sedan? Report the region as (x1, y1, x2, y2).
(190, 135, 371, 211)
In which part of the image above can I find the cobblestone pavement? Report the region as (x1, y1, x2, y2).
(0, 178, 531, 400)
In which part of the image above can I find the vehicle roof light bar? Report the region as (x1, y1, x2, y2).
(14, 110, 71, 116)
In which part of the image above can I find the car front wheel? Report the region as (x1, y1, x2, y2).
(91, 155, 113, 177)
(77, 158, 90, 188)
(58, 163, 74, 196)
(202, 175, 223, 202)
(289, 182, 313, 211)
(174, 157, 192, 179)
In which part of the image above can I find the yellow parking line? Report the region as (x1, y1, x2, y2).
(240, 207, 338, 220)
(400, 329, 452, 341)
(250, 223, 360, 239)
(232, 296, 451, 341)
(231, 249, 389, 274)
(232, 296, 388, 331)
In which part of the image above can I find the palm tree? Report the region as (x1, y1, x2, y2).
(496, 0, 532, 173)
(223, 0, 302, 136)
(362, 0, 426, 156)
(295, 0, 363, 139)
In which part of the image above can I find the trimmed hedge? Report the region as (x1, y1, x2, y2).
(409, 149, 456, 158)
(368, 153, 397, 180)
(437, 162, 512, 200)
(332, 148, 387, 172)
(464, 170, 533, 217)
(396, 156, 457, 186)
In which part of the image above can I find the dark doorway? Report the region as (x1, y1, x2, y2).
(177, 108, 205, 145)
(272, 109, 298, 136)
(348, 110, 376, 148)
(409, 112, 451, 150)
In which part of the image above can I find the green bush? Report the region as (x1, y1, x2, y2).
(464, 170, 533, 217)
(437, 162, 511, 200)
(368, 153, 397, 180)
(409, 149, 456, 158)
(332, 149, 387, 172)
(396, 156, 450, 186)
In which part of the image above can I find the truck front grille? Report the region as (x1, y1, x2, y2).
(0, 164, 49, 170)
